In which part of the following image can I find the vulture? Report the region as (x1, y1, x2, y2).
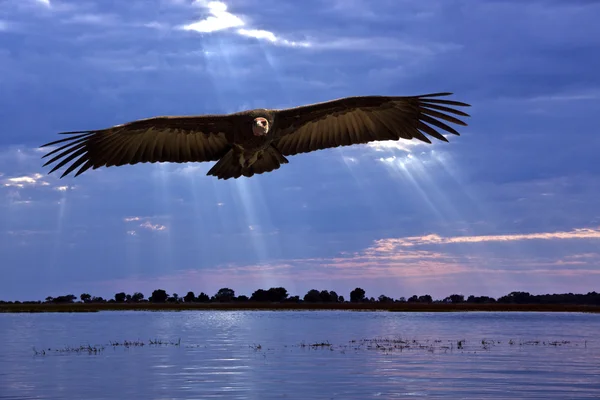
(40, 92, 470, 180)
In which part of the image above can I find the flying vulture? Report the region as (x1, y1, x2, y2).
(40, 92, 470, 180)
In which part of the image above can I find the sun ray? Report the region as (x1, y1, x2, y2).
(230, 178, 280, 289)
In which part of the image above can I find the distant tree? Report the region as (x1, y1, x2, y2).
(418, 295, 433, 303)
(338, 295, 345, 303)
(350, 288, 366, 303)
(214, 288, 235, 302)
(167, 293, 179, 303)
(397, 297, 406, 303)
(251, 289, 268, 302)
(114, 292, 127, 303)
(51, 294, 77, 304)
(498, 291, 532, 304)
(286, 295, 301, 303)
(197, 292, 210, 302)
(131, 292, 144, 302)
(319, 290, 332, 302)
(149, 289, 169, 303)
(183, 291, 196, 303)
(407, 295, 419, 303)
(267, 287, 288, 302)
(80, 293, 91, 303)
(126, 294, 132, 302)
(329, 291, 339, 303)
(378, 295, 393, 303)
(467, 295, 496, 304)
(91, 296, 105, 303)
(236, 295, 249, 302)
(303, 289, 321, 303)
(445, 294, 464, 303)
(45, 296, 53, 303)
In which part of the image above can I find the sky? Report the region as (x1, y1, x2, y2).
(1, 0, 600, 301)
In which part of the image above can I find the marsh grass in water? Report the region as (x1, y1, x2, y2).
(32, 338, 182, 356)
(30, 336, 582, 358)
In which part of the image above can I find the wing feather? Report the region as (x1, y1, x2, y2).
(40, 115, 240, 178)
(272, 93, 470, 156)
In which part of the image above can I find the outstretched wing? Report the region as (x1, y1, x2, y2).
(271, 93, 470, 156)
(40, 115, 243, 178)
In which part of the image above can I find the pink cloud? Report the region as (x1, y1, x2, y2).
(90, 226, 600, 298)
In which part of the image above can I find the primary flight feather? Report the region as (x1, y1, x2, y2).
(40, 92, 471, 180)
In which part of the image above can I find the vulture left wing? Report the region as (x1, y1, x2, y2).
(40, 115, 243, 178)
(271, 93, 470, 156)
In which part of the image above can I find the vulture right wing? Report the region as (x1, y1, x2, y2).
(271, 93, 471, 156)
(40, 114, 244, 178)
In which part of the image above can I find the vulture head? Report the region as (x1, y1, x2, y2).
(252, 117, 269, 136)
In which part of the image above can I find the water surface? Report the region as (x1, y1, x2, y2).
(1, 311, 599, 399)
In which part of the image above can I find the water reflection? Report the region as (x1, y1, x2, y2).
(0, 311, 599, 399)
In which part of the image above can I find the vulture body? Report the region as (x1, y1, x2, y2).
(40, 93, 470, 180)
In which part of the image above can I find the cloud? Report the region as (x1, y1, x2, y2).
(182, 1, 243, 32)
(179, 1, 310, 47)
(2, 173, 49, 188)
(370, 226, 600, 249)
(140, 221, 167, 231)
(90, 224, 600, 300)
(124, 216, 168, 234)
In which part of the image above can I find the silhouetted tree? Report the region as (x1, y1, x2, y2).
(378, 295, 393, 303)
(303, 289, 321, 303)
(329, 291, 339, 303)
(80, 293, 91, 303)
(418, 295, 433, 303)
(397, 297, 406, 302)
(115, 292, 127, 303)
(251, 289, 268, 302)
(131, 292, 144, 302)
(214, 288, 235, 302)
(197, 292, 210, 302)
(236, 295, 249, 302)
(91, 296, 105, 303)
(167, 293, 179, 303)
(286, 295, 301, 303)
(183, 291, 196, 303)
(267, 287, 288, 302)
(350, 288, 366, 303)
(319, 290, 333, 302)
(407, 295, 419, 303)
(498, 291, 532, 304)
(338, 295, 345, 303)
(445, 294, 465, 303)
(50, 294, 77, 304)
(467, 295, 496, 304)
(149, 289, 169, 303)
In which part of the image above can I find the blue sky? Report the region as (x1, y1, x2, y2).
(1, 0, 599, 301)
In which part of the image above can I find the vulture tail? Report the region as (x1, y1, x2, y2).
(207, 145, 289, 180)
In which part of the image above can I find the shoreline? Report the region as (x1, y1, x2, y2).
(1, 302, 599, 313)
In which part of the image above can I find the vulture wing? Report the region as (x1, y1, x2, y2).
(40, 115, 243, 178)
(271, 93, 470, 156)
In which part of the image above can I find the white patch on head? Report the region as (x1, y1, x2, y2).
(252, 117, 270, 136)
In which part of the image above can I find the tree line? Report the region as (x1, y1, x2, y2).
(2, 287, 600, 305)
